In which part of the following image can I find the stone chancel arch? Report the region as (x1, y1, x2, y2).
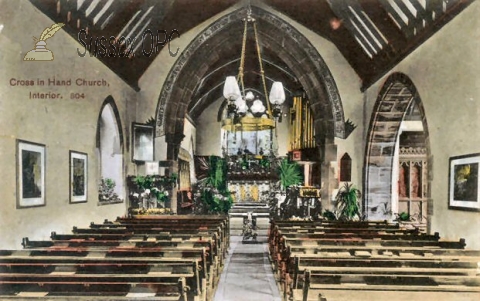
(155, 6, 347, 151)
(364, 73, 431, 223)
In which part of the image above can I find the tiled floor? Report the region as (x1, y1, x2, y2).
(214, 236, 282, 301)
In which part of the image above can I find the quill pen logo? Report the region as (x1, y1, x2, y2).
(24, 23, 65, 61)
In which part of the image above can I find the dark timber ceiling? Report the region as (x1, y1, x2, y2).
(30, 0, 472, 105)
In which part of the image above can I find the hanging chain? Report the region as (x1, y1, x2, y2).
(237, 7, 272, 117)
(237, 13, 249, 96)
(253, 20, 272, 116)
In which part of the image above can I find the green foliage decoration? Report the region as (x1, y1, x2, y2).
(277, 158, 303, 190)
(396, 211, 411, 221)
(259, 157, 271, 168)
(133, 175, 175, 203)
(194, 156, 233, 214)
(98, 178, 122, 203)
(322, 209, 337, 221)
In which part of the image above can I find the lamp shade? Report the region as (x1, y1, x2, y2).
(245, 91, 255, 101)
(223, 76, 241, 100)
(250, 99, 266, 114)
(269, 81, 286, 105)
(235, 97, 248, 114)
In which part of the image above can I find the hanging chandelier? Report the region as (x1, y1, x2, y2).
(222, 8, 286, 132)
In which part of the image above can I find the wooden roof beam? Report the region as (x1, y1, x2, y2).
(379, 0, 414, 37)
(101, 0, 146, 39)
(393, 0, 425, 35)
(409, 0, 433, 24)
(359, 0, 408, 55)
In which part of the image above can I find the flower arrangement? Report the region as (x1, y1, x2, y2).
(98, 178, 123, 203)
(129, 175, 176, 209)
(130, 208, 172, 215)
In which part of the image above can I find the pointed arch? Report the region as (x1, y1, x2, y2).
(364, 73, 431, 226)
(95, 96, 125, 203)
(96, 96, 124, 151)
(154, 5, 347, 158)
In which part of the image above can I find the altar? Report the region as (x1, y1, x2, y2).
(228, 181, 271, 203)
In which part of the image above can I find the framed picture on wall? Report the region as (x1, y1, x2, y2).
(17, 140, 46, 208)
(70, 151, 88, 203)
(132, 123, 154, 162)
(448, 153, 480, 211)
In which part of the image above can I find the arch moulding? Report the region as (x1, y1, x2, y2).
(154, 6, 347, 150)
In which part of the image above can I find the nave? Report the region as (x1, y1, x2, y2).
(0, 214, 479, 300)
(1, 1, 480, 300)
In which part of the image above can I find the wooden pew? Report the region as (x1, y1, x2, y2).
(273, 234, 460, 257)
(289, 254, 480, 291)
(278, 246, 480, 298)
(269, 220, 404, 236)
(271, 234, 456, 272)
(72, 226, 223, 253)
(307, 290, 480, 301)
(295, 269, 480, 301)
(108, 216, 229, 259)
(24, 236, 223, 275)
(50, 231, 222, 275)
(115, 215, 229, 249)
(71, 226, 220, 237)
(23, 237, 213, 249)
(268, 220, 428, 260)
(286, 244, 480, 257)
(2, 215, 229, 300)
(274, 236, 467, 275)
(0, 276, 187, 300)
(1, 248, 209, 275)
(268, 219, 480, 301)
(50, 231, 220, 257)
(90, 222, 227, 241)
(0, 255, 206, 299)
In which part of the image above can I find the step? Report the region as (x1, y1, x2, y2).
(230, 207, 270, 213)
(232, 202, 268, 207)
(230, 229, 269, 236)
(229, 212, 270, 219)
(229, 203, 270, 217)
(230, 216, 270, 233)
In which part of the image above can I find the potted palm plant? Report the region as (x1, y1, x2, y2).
(277, 158, 303, 190)
(334, 182, 362, 221)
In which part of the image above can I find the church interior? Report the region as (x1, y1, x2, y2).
(0, 0, 479, 300)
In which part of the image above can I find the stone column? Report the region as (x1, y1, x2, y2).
(165, 133, 185, 214)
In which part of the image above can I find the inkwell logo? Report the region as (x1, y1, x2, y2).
(24, 23, 65, 61)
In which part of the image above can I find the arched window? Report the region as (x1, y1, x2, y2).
(340, 153, 352, 182)
(96, 97, 124, 203)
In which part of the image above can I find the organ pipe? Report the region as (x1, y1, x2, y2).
(289, 95, 315, 151)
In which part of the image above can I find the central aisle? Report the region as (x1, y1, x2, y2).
(213, 236, 282, 301)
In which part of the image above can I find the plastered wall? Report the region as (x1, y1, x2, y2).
(0, 1, 136, 249)
(364, 2, 480, 249)
(136, 4, 242, 161)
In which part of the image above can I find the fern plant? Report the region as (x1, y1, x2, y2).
(334, 182, 362, 221)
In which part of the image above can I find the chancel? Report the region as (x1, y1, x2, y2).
(0, 0, 479, 300)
